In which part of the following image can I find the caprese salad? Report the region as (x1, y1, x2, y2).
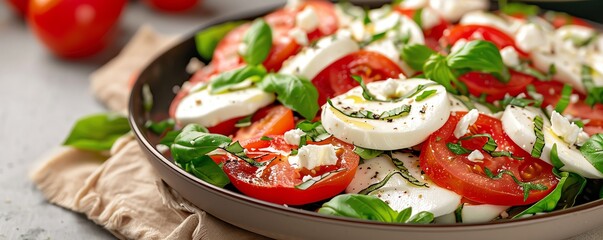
(152, 0, 603, 224)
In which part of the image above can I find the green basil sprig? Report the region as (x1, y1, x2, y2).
(296, 120, 331, 142)
(63, 113, 131, 151)
(257, 74, 320, 120)
(353, 146, 383, 160)
(180, 155, 231, 188)
(484, 167, 548, 201)
(241, 19, 273, 65)
(580, 134, 603, 174)
(318, 194, 434, 223)
(402, 40, 509, 94)
(500, 2, 539, 17)
(581, 65, 603, 106)
(513, 172, 586, 218)
(209, 65, 267, 94)
(171, 124, 232, 163)
(195, 21, 246, 60)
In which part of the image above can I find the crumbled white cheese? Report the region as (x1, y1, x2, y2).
(576, 131, 590, 146)
(421, 8, 440, 30)
(570, 94, 580, 104)
(284, 128, 306, 146)
(381, 78, 400, 98)
(467, 150, 484, 162)
(454, 109, 479, 138)
(500, 46, 520, 67)
(289, 27, 309, 46)
(237, 42, 248, 56)
(550, 111, 581, 145)
(285, 0, 302, 10)
(296, 7, 319, 32)
(350, 20, 366, 41)
(515, 23, 548, 53)
(288, 144, 338, 170)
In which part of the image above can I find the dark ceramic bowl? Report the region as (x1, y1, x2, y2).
(129, 3, 603, 240)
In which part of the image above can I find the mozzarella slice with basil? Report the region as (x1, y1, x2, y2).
(501, 105, 603, 179)
(279, 32, 359, 80)
(321, 78, 450, 150)
(175, 87, 275, 128)
(345, 152, 461, 217)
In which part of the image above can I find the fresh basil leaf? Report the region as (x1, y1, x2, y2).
(160, 130, 181, 146)
(318, 194, 434, 224)
(224, 141, 266, 167)
(484, 167, 548, 201)
(171, 124, 232, 164)
(318, 194, 399, 223)
(352, 75, 377, 101)
(209, 65, 266, 94)
(258, 74, 319, 120)
(327, 99, 411, 120)
(513, 172, 585, 218)
(580, 134, 603, 174)
(501, 3, 539, 17)
(555, 84, 573, 113)
(581, 65, 603, 106)
(408, 211, 434, 224)
(195, 21, 246, 60)
(446, 142, 472, 155)
(415, 89, 437, 102)
(260, 136, 273, 141)
(353, 146, 383, 160)
(447, 40, 510, 83)
(185, 155, 230, 188)
(424, 54, 461, 94)
(400, 44, 436, 71)
(145, 118, 175, 135)
(235, 114, 253, 128)
(388, 153, 428, 187)
(412, 8, 423, 29)
(296, 120, 331, 142)
(63, 113, 131, 151)
(241, 19, 272, 65)
(531, 115, 545, 158)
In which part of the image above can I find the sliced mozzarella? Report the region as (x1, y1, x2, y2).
(175, 87, 275, 128)
(321, 79, 450, 150)
(501, 106, 603, 179)
(364, 39, 415, 76)
(430, 0, 489, 22)
(346, 152, 461, 217)
(515, 23, 552, 53)
(421, 8, 441, 30)
(296, 6, 319, 32)
(279, 33, 359, 80)
(532, 52, 586, 93)
(398, 0, 428, 9)
(461, 203, 508, 224)
(459, 11, 520, 35)
(500, 46, 520, 67)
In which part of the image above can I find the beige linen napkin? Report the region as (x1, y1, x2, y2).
(30, 26, 268, 240)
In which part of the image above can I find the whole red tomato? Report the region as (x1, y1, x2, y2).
(144, 0, 199, 12)
(28, 0, 126, 58)
(6, 0, 29, 16)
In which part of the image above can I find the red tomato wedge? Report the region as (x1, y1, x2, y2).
(444, 24, 529, 58)
(420, 112, 558, 205)
(460, 70, 535, 102)
(222, 136, 359, 205)
(312, 50, 403, 105)
(212, 1, 338, 72)
(234, 105, 295, 141)
(395, 7, 450, 51)
(531, 80, 603, 135)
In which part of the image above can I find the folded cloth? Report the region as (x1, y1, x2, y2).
(30, 26, 267, 240)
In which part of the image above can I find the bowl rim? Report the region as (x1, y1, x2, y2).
(128, 0, 603, 232)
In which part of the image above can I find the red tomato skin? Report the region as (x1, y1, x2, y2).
(312, 50, 403, 105)
(420, 112, 558, 205)
(144, 0, 199, 12)
(460, 70, 535, 102)
(7, 0, 29, 16)
(28, 0, 126, 58)
(223, 136, 359, 205)
(234, 105, 295, 141)
(444, 24, 529, 58)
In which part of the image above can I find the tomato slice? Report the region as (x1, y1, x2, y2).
(395, 7, 450, 51)
(311, 50, 404, 105)
(212, 1, 338, 72)
(222, 136, 360, 205)
(420, 112, 558, 205)
(444, 24, 529, 58)
(531, 80, 603, 135)
(234, 105, 295, 141)
(460, 70, 535, 102)
(544, 11, 593, 29)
